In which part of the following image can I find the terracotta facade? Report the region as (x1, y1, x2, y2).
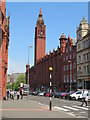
(0, 0, 9, 99)
(26, 9, 77, 92)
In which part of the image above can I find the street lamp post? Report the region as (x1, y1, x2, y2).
(27, 45, 32, 100)
(68, 60, 71, 91)
(49, 67, 53, 111)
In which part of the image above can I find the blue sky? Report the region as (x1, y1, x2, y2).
(6, 2, 88, 74)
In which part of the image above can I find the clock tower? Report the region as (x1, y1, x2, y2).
(34, 8, 46, 65)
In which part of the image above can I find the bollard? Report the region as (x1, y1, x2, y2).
(49, 100, 52, 111)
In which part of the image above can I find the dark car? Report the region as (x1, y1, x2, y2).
(65, 91, 75, 100)
(53, 92, 61, 98)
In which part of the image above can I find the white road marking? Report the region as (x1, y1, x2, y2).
(73, 105, 89, 110)
(63, 106, 79, 111)
(54, 106, 70, 112)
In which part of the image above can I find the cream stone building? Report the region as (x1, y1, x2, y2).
(77, 17, 90, 89)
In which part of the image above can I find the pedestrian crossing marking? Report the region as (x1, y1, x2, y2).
(73, 105, 88, 110)
(54, 106, 70, 112)
(63, 106, 79, 111)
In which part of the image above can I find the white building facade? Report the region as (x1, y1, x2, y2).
(77, 17, 90, 89)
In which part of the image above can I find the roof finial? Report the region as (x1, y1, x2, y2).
(83, 16, 85, 20)
(39, 8, 42, 15)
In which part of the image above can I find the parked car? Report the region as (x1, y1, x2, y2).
(70, 90, 88, 100)
(38, 92, 45, 96)
(65, 91, 75, 99)
(32, 91, 38, 96)
(53, 92, 62, 98)
(61, 92, 68, 99)
(45, 93, 53, 97)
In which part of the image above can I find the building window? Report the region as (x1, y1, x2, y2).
(64, 75, 66, 82)
(87, 66, 89, 74)
(67, 65, 68, 70)
(86, 53, 89, 61)
(78, 56, 81, 63)
(73, 54, 76, 59)
(43, 30, 44, 36)
(70, 63, 72, 69)
(83, 54, 86, 61)
(70, 74, 72, 82)
(70, 54, 71, 59)
(78, 44, 80, 50)
(73, 74, 76, 82)
(84, 66, 86, 74)
(64, 66, 65, 71)
(66, 56, 68, 60)
(66, 48, 68, 52)
(73, 63, 76, 69)
(64, 57, 65, 62)
(83, 41, 85, 48)
(70, 46, 71, 51)
(86, 40, 88, 47)
(67, 75, 69, 82)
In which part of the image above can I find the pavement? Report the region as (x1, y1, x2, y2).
(1, 95, 90, 119)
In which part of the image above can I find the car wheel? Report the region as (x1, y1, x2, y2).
(73, 97, 76, 100)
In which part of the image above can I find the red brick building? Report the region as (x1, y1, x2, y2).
(0, 0, 9, 99)
(26, 9, 77, 92)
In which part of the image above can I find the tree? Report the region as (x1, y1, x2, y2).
(14, 73, 26, 91)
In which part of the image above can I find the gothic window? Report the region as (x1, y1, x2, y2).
(67, 65, 68, 70)
(70, 63, 72, 70)
(73, 74, 76, 82)
(66, 48, 68, 52)
(67, 75, 69, 82)
(70, 74, 72, 82)
(41, 29, 42, 35)
(64, 57, 65, 62)
(73, 54, 76, 59)
(70, 54, 71, 59)
(73, 63, 76, 69)
(66, 56, 68, 61)
(43, 30, 44, 36)
(64, 66, 65, 71)
(70, 46, 71, 51)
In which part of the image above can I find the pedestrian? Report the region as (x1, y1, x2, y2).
(20, 89, 22, 99)
(10, 90, 11, 99)
(22, 89, 24, 99)
(81, 90, 87, 107)
(7, 91, 9, 100)
(17, 90, 20, 100)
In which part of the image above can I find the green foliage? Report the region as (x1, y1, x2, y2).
(6, 73, 26, 91)
(6, 84, 12, 89)
(14, 73, 26, 91)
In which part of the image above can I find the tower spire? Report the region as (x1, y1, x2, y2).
(39, 8, 42, 15)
